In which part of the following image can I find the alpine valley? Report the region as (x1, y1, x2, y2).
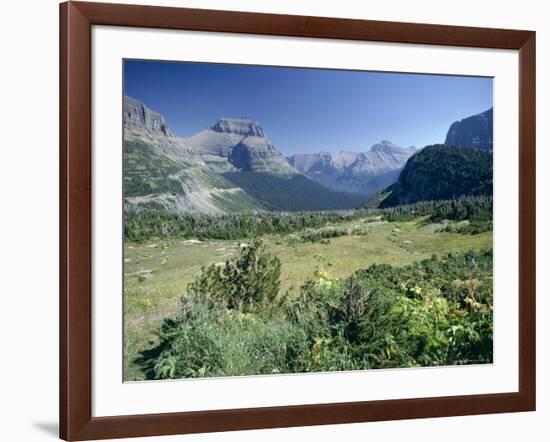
(124, 96, 418, 214)
(123, 94, 495, 382)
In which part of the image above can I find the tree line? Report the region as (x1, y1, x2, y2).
(125, 195, 492, 242)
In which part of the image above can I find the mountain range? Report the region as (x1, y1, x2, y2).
(124, 96, 493, 215)
(287, 141, 416, 195)
(124, 97, 262, 214)
(123, 97, 368, 214)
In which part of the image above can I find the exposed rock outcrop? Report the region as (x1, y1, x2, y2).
(445, 108, 493, 150)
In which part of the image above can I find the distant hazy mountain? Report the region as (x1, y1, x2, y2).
(123, 96, 368, 214)
(445, 108, 493, 150)
(374, 145, 493, 208)
(287, 141, 416, 195)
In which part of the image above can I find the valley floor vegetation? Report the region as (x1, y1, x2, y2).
(124, 196, 493, 380)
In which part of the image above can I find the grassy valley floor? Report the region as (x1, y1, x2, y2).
(124, 216, 492, 381)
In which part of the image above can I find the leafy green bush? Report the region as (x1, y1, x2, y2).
(149, 309, 311, 378)
(288, 228, 352, 244)
(439, 220, 493, 235)
(187, 239, 281, 312)
(137, 245, 493, 379)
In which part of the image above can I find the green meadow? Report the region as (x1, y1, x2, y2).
(124, 215, 492, 381)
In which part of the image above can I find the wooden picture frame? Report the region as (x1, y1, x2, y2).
(60, 1, 536, 440)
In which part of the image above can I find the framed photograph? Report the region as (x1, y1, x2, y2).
(60, 1, 536, 440)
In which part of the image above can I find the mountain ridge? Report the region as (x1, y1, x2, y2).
(210, 117, 266, 138)
(287, 141, 416, 195)
(123, 96, 371, 213)
(124, 95, 175, 137)
(123, 96, 268, 214)
(183, 118, 296, 175)
(445, 107, 493, 150)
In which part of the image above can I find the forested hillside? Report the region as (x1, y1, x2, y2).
(376, 145, 492, 208)
(222, 172, 367, 212)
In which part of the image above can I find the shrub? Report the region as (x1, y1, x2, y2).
(137, 246, 493, 379)
(439, 220, 493, 235)
(187, 239, 281, 312)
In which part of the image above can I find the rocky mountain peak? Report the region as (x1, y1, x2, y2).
(124, 96, 174, 137)
(288, 140, 416, 196)
(210, 118, 266, 138)
(227, 136, 295, 175)
(445, 108, 493, 150)
(370, 140, 406, 154)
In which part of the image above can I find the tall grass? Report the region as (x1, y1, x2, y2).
(137, 241, 493, 379)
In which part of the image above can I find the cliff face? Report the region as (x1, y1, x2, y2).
(185, 118, 296, 175)
(445, 108, 493, 150)
(123, 97, 365, 213)
(210, 118, 266, 138)
(123, 95, 174, 137)
(123, 96, 266, 215)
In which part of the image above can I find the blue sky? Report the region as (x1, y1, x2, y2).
(124, 60, 493, 155)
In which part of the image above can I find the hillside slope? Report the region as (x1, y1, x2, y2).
(222, 172, 368, 211)
(124, 96, 368, 213)
(123, 97, 265, 214)
(376, 144, 493, 208)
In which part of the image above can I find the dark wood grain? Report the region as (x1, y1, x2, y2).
(74, 392, 530, 440)
(59, 1, 536, 440)
(59, 4, 67, 438)
(518, 34, 536, 409)
(75, 1, 531, 49)
(59, 2, 93, 440)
